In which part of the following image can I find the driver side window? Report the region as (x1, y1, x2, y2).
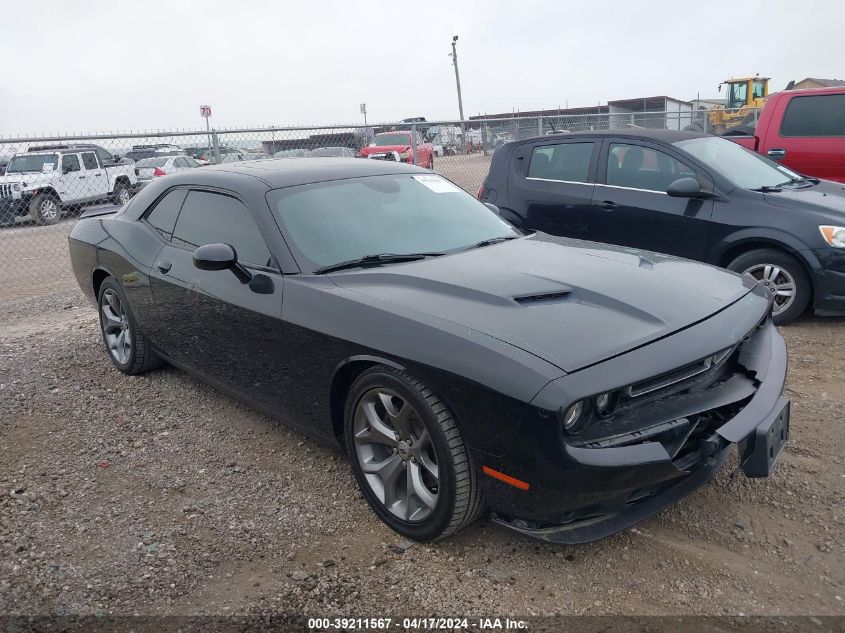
(171, 190, 273, 268)
(61, 154, 80, 173)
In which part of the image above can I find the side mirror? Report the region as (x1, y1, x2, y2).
(62, 167, 72, 175)
(193, 243, 252, 283)
(667, 177, 709, 198)
(113, 154, 121, 163)
(484, 202, 501, 216)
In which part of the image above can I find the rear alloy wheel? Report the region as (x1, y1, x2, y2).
(112, 182, 131, 206)
(727, 248, 811, 325)
(344, 366, 484, 541)
(98, 277, 164, 375)
(28, 193, 61, 225)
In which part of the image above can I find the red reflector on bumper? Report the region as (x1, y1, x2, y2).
(482, 466, 530, 491)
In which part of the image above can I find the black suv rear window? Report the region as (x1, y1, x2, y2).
(527, 143, 593, 183)
(780, 94, 845, 137)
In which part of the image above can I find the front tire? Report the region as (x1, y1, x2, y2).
(727, 248, 811, 325)
(344, 366, 484, 541)
(28, 192, 61, 225)
(98, 277, 164, 374)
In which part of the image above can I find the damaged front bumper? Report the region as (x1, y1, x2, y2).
(490, 317, 789, 544)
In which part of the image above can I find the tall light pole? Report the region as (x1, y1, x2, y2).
(450, 36, 465, 122)
(450, 35, 466, 153)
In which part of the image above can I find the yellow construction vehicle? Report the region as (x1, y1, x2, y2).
(708, 75, 770, 135)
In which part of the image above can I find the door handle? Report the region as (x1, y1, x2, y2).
(78, 175, 86, 179)
(600, 200, 617, 210)
(767, 149, 786, 158)
(155, 260, 172, 274)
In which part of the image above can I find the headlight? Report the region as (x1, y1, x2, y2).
(398, 150, 411, 161)
(560, 399, 591, 434)
(593, 391, 619, 417)
(12, 183, 22, 192)
(819, 225, 845, 248)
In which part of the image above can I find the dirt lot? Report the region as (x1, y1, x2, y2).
(0, 178, 843, 624)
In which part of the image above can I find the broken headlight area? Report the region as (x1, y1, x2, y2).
(562, 316, 769, 467)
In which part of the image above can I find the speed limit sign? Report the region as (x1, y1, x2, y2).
(200, 105, 212, 117)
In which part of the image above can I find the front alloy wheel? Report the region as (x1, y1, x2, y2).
(29, 193, 60, 225)
(727, 247, 811, 325)
(742, 263, 796, 316)
(352, 387, 440, 522)
(344, 366, 484, 541)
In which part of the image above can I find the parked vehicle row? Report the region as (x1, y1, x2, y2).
(479, 128, 845, 324)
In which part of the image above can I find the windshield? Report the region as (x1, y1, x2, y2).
(269, 174, 518, 271)
(6, 153, 59, 173)
(135, 157, 169, 168)
(372, 133, 411, 147)
(673, 137, 802, 190)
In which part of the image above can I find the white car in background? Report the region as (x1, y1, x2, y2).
(219, 152, 267, 163)
(135, 156, 200, 186)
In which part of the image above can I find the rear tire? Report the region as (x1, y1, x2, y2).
(727, 248, 811, 325)
(28, 192, 61, 225)
(98, 277, 164, 375)
(112, 181, 131, 206)
(344, 365, 484, 541)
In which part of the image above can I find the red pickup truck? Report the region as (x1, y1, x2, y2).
(359, 131, 435, 169)
(728, 86, 845, 183)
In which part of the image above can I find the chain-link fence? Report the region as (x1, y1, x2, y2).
(0, 108, 760, 300)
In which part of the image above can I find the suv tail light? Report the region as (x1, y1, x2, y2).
(153, 167, 166, 177)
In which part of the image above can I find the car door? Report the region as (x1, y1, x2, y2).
(147, 188, 288, 413)
(59, 153, 87, 202)
(590, 139, 713, 260)
(81, 152, 109, 199)
(507, 139, 598, 239)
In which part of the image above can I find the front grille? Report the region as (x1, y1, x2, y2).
(0, 183, 12, 198)
(628, 346, 734, 398)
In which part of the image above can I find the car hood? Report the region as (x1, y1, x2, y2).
(0, 172, 52, 184)
(329, 234, 759, 373)
(360, 145, 410, 155)
(763, 179, 845, 217)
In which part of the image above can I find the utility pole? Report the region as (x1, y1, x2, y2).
(450, 36, 465, 121)
(360, 103, 368, 127)
(450, 35, 466, 152)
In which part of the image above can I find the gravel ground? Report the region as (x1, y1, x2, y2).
(1, 281, 843, 624)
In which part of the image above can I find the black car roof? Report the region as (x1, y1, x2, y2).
(521, 128, 709, 144)
(199, 157, 428, 188)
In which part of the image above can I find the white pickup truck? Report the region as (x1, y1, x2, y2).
(0, 145, 139, 226)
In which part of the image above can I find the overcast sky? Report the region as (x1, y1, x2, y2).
(1, 0, 844, 136)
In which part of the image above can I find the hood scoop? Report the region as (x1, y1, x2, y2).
(514, 290, 573, 305)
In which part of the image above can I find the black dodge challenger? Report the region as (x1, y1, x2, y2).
(68, 158, 790, 543)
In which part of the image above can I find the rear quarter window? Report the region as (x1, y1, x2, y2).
(780, 94, 845, 137)
(145, 189, 188, 240)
